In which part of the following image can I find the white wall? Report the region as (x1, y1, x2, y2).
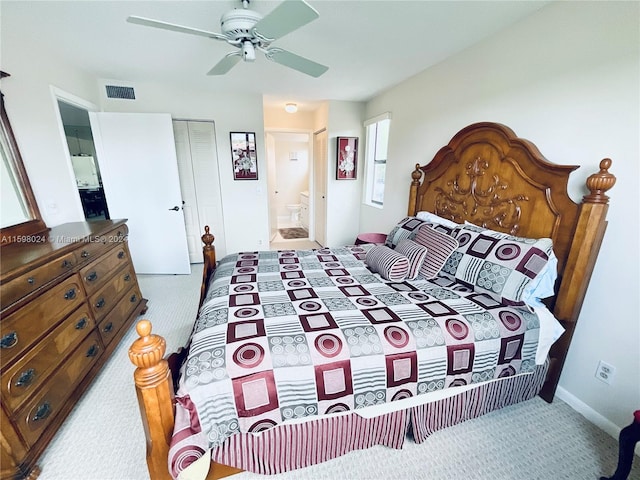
(1, 40, 99, 227)
(98, 80, 268, 254)
(325, 100, 365, 247)
(264, 106, 315, 130)
(1, 32, 269, 255)
(362, 1, 639, 429)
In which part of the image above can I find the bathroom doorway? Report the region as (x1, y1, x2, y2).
(265, 131, 312, 245)
(57, 100, 109, 220)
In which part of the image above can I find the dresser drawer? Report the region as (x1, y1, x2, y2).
(74, 233, 114, 266)
(98, 287, 142, 347)
(88, 266, 135, 322)
(1, 308, 95, 413)
(0, 275, 85, 366)
(0, 251, 77, 309)
(15, 332, 103, 447)
(80, 245, 130, 295)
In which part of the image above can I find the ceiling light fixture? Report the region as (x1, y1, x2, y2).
(284, 103, 298, 113)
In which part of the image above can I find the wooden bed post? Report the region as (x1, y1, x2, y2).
(540, 159, 616, 402)
(199, 226, 216, 308)
(129, 320, 174, 480)
(408, 164, 422, 216)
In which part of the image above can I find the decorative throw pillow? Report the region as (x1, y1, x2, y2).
(395, 239, 428, 280)
(365, 245, 410, 282)
(385, 217, 427, 249)
(413, 224, 460, 279)
(441, 224, 554, 306)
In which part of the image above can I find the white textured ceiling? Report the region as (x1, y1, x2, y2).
(1, 0, 549, 109)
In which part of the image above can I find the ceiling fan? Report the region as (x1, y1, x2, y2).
(127, 0, 328, 77)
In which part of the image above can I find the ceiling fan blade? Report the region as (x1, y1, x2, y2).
(266, 48, 328, 78)
(207, 53, 242, 75)
(127, 16, 227, 41)
(253, 0, 319, 41)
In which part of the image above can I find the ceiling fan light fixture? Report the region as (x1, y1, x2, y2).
(285, 103, 298, 113)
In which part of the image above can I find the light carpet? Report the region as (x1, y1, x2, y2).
(36, 264, 638, 480)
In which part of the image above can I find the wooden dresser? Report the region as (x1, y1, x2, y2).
(0, 220, 147, 480)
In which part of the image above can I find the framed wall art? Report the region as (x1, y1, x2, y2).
(336, 136, 358, 180)
(230, 131, 258, 180)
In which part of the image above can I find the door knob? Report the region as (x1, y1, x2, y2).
(168, 206, 180, 211)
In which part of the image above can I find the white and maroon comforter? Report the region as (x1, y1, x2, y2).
(170, 245, 541, 475)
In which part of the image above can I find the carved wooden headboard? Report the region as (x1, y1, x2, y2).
(407, 122, 582, 271)
(407, 122, 615, 401)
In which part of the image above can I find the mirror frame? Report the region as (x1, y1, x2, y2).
(0, 78, 48, 245)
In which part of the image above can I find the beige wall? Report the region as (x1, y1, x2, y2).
(362, 1, 639, 431)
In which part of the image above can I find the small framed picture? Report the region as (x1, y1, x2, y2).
(336, 136, 358, 180)
(230, 131, 258, 180)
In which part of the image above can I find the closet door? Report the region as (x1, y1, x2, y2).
(89, 112, 190, 274)
(173, 120, 226, 262)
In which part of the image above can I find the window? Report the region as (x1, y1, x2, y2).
(363, 113, 391, 207)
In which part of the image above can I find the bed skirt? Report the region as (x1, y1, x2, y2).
(192, 361, 549, 476)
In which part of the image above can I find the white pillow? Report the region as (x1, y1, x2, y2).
(416, 211, 459, 229)
(532, 304, 565, 364)
(522, 252, 558, 307)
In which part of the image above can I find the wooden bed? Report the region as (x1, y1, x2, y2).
(129, 122, 615, 480)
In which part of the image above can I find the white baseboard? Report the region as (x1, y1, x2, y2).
(556, 386, 640, 456)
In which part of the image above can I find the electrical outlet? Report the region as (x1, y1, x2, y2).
(595, 360, 616, 385)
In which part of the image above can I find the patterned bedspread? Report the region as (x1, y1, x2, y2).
(176, 245, 540, 459)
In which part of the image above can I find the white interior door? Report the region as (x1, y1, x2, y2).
(89, 112, 190, 274)
(173, 120, 226, 262)
(313, 129, 327, 246)
(265, 133, 278, 241)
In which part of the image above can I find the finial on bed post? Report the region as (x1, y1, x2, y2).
(202, 225, 215, 254)
(408, 163, 422, 216)
(543, 159, 616, 403)
(583, 158, 616, 204)
(129, 320, 174, 480)
(200, 226, 217, 308)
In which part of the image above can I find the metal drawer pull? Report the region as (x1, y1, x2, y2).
(103, 322, 113, 333)
(95, 298, 105, 309)
(81, 250, 90, 258)
(86, 344, 99, 358)
(16, 368, 36, 387)
(124, 274, 131, 282)
(32, 402, 51, 422)
(1, 332, 18, 349)
(75, 317, 88, 330)
(64, 288, 76, 300)
(61, 259, 72, 269)
(85, 271, 98, 282)
(130, 294, 138, 303)
(117, 251, 125, 259)
(27, 277, 35, 285)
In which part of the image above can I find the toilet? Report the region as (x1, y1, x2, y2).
(286, 204, 301, 224)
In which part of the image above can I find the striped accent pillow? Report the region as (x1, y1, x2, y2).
(413, 224, 460, 279)
(395, 239, 428, 280)
(364, 245, 410, 281)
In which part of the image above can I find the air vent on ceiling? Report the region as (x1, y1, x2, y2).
(105, 85, 136, 100)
